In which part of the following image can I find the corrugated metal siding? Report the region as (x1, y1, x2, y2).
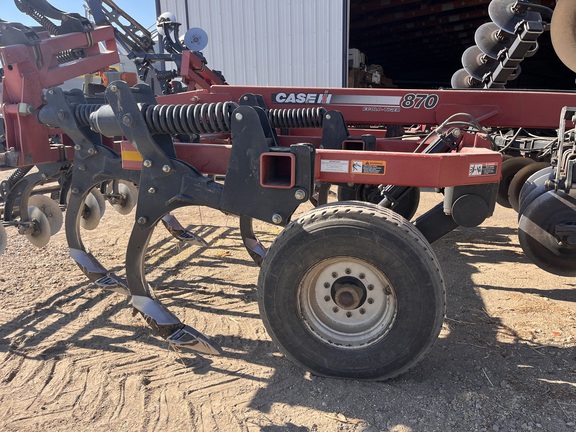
(158, 0, 346, 87)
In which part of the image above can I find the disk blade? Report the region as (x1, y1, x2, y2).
(25, 206, 51, 248)
(29, 194, 63, 236)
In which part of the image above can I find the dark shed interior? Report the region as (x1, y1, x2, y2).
(348, 0, 574, 89)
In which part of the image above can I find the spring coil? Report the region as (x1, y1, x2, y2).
(155, 70, 179, 81)
(141, 102, 238, 135)
(268, 107, 325, 129)
(75, 104, 101, 127)
(25, 6, 60, 36)
(6, 166, 33, 188)
(57, 49, 84, 64)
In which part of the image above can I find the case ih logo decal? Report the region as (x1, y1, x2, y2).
(274, 92, 333, 104)
(272, 92, 439, 109)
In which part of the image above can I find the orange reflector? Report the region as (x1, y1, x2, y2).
(121, 140, 142, 170)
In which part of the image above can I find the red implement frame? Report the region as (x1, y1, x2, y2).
(5, 27, 576, 188)
(164, 85, 576, 130)
(1, 26, 118, 166)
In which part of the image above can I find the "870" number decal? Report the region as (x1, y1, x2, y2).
(400, 93, 439, 109)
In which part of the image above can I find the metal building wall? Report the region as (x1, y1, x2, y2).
(157, 0, 347, 87)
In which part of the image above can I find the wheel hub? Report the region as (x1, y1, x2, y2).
(332, 279, 365, 310)
(298, 257, 397, 348)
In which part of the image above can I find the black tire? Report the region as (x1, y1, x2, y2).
(518, 190, 576, 276)
(508, 162, 550, 212)
(337, 184, 420, 220)
(257, 201, 445, 380)
(497, 157, 535, 208)
(517, 166, 554, 217)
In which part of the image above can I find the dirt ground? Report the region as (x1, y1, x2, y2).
(0, 188, 574, 432)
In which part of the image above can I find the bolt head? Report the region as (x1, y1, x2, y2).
(143, 160, 152, 168)
(148, 187, 156, 194)
(294, 189, 306, 200)
(71, 188, 79, 195)
(122, 114, 133, 126)
(137, 216, 148, 225)
(18, 103, 34, 116)
(74, 144, 81, 151)
(162, 165, 171, 173)
(109, 84, 118, 93)
(271, 213, 283, 224)
(235, 112, 243, 121)
(87, 148, 96, 155)
(325, 114, 331, 120)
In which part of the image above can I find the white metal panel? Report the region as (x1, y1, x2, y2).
(158, 0, 346, 87)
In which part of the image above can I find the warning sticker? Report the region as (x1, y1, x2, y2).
(321, 159, 349, 173)
(351, 160, 386, 175)
(469, 162, 498, 176)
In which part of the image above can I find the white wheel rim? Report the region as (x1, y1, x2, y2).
(298, 257, 397, 348)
